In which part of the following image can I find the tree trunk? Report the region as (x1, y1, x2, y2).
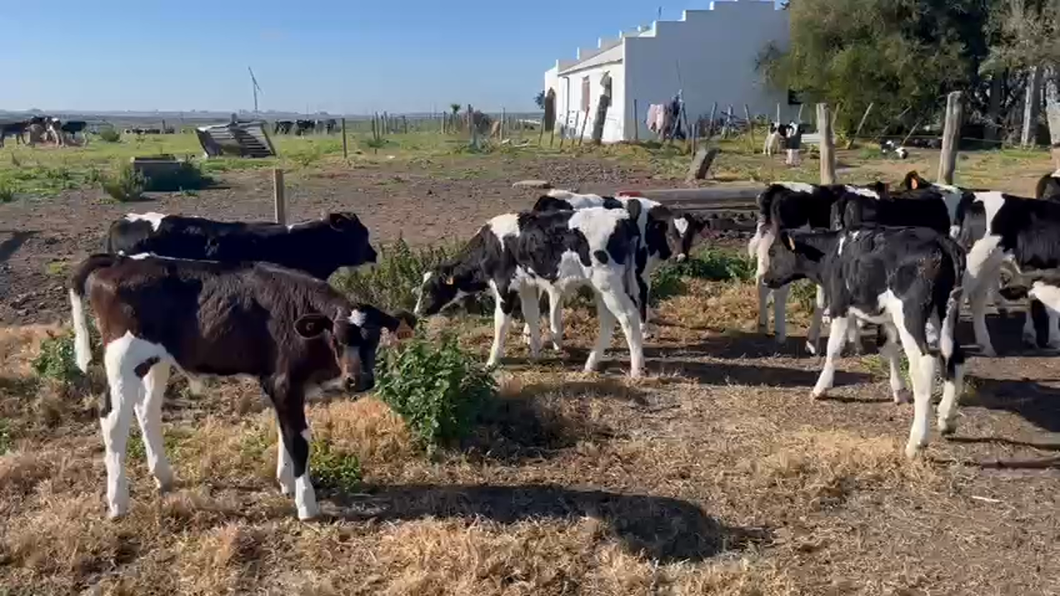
(1022, 66, 1044, 148)
(1045, 65, 1060, 169)
(987, 72, 1003, 143)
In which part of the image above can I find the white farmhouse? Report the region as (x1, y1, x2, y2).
(543, 1, 790, 143)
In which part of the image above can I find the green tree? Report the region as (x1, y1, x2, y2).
(760, 0, 986, 135)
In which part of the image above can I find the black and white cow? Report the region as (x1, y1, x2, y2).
(529, 189, 708, 343)
(104, 212, 378, 281)
(295, 120, 316, 136)
(415, 205, 646, 377)
(762, 226, 966, 458)
(1035, 170, 1060, 202)
(750, 181, 887, 351)
(274, 120, 295, 135)
(954, 190, 1060, 354)
(68, 253, 415, 519)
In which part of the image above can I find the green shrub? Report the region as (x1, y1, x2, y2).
(790, 279, 818, 312)
(0, 182, 14, 203)
(32, 332, 82, 385)
(101, 163, 145, 202)
(332, 238, 462, 312)
(311, 438, 363, 492)
(375, 333, 496, 452)
(97, 127, 122, 143)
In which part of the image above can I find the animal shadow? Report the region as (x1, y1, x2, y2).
(963, 376, 1060, 433)
(331, 483, 772, 563)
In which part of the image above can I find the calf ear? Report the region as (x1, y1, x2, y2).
(778, 230, 796, 251)
(294, 314, 333, 339)
(327, 213, 360, 230)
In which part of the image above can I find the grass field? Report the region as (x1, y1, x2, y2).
(1, 132, 1060, 594)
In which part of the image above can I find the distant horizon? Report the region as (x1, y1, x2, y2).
(0, 108, 545, 119)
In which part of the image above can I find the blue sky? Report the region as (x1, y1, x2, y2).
(0, 0, 766, 114)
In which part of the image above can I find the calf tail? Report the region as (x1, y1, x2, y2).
(68, 254, 118, 372)
(939, 286, 965, 381)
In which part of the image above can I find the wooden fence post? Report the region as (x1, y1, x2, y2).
(341, 118, 348, 159)
(633, 99, 640, 143)
(272, 169, 286, 226)
(744, 104, 755, 151)
(707, 102, 717, 139)
(938, 91, 963, 185)
(817, 103, 837, 185)
(847, 102, 874, 149)
(501, 108, 506, 140)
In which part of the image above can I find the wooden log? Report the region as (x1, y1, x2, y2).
(686, 147, 720, 183)
(578, 109, 590, 146)
(846, 102, 874, 149)
(817, 103, 837, 185)
(272, 169, 286, 226)
(938, 91, 963, 185)
(707, 102, 717, 139)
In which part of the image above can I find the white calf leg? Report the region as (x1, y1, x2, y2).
(487, 286, 514, 368)
(584, 293, 617, 373)
(599, 288, 645, 379)
(276, 429, 295, 496)
(806, 284, 826, 355)
(134, 362, 174, 491)
(811, 315, 850, 399)
(547, 287, 564, 352)
(878, 324, 910, 404)
(894, 323, 936, 458)
(773, 284, 790, 344)
(519, 286, 542, 360)
(757, 280, 771, 334)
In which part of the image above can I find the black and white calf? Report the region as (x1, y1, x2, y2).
(762, 227, 966, 458)
(749, 181, 886, 350)
(105, 211, 378, 280)
(529, 189, 708, 343)
(954, 190, 1060, 354)
(68, 254, 415, 520)
(763, 122, 792, 156)
(414, 205, 646, 377)
(1035, 170, 1060, 202)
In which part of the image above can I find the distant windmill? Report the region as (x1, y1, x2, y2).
(248, 67, 263, 114)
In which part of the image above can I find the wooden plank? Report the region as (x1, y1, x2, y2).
(938, 91, 963, 185)
(686, 147, 720, 183)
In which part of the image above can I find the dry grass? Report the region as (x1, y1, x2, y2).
(3, 268, 1060, 594)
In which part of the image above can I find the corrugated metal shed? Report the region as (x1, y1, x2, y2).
(195, 121, 276, 158)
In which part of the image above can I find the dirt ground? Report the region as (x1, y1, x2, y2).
(2, 146, 1060, 594)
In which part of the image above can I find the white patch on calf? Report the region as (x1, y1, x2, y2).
(488, 213, 521, 241)
(124, 212, 167, 232)
(837, 236, 847, 256)
(348, 309, 368, 327)
(674, 217, 690, 237)
(779, 182, 816, 194)
(973, 191, 1007, 227)
(70, 289, 93, 372)
(845, 185, 879, 199)
(127, 253, 153, 260)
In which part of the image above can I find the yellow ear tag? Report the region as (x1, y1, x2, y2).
(446, 276, 455, 285)
(395, 320, 414, 340)
(786, 235, 796, 251)
(910, 177, 919, 190)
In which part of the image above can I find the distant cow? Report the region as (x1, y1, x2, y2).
(324, 119, 338, 134)
(105, 212, 378, 281)
(68, 253, 416, 520)
(275, 120, 294, 135)
(763, 122, 793, 156)
(295, 120, 315, 136)
(0, 121, 27, 147)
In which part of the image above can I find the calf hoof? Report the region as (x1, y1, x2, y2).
(551, 341, 563, 353)
(904, 441, 925, 459)
(154, 469, 176, 493)
(107, 505, 128, 520)
(938, 418, 957, 436)
(979, 345, 998, 358)
(1021, 331, 1038, 348)
(810, 389, 827, 400)
(297, 503, 320, 521)
(892, 389, 913, 405)
(805, 341, 819, 356)
(757, 323, 768, 334)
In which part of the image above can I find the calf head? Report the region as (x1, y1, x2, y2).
(902, 170, 932, 191)
(670, 213, 709, 262)
(761, 230, 825, 289)
(294, 305, 416, 393)
(414, 267, 486, 317)
(531, 195, 573, 213)
(327, 212, 378, 265)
